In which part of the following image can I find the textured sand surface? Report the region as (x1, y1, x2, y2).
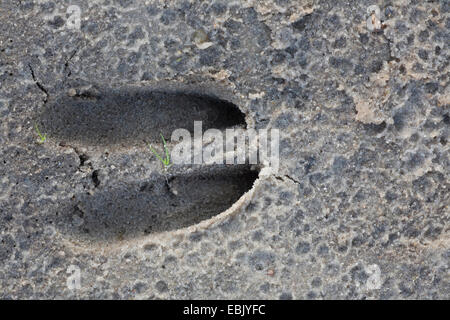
(0, 0, 448, 299)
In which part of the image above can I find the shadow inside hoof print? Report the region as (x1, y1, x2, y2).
(37, 84, 261, 244)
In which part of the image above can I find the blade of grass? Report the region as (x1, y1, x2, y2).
(161, 133, 171, 166)
(149, 133, 172, 169)
(34, 123, 47, 143)
(148, 145, 165, 163)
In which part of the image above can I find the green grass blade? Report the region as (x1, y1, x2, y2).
(148, 145, 164, 163)
(149, 134, 172, 169)
(161, 134, 170, 164)
(35, 123, 46, 142)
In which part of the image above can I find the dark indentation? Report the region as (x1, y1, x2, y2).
(292, 13, 313, 32)
(56, 165, 259, 241)
(92, 170, 100, 188)
(38, 86, 246, 146)
(362, 121, 386, 135)
(79, 153, 89, 166)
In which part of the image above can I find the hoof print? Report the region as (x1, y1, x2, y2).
(59, 165, 258, 241)
(43, 85, 260, 243)
(39, 85, 246, 146)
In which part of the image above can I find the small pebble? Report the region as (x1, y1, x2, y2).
(192, 29, 213, 49)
